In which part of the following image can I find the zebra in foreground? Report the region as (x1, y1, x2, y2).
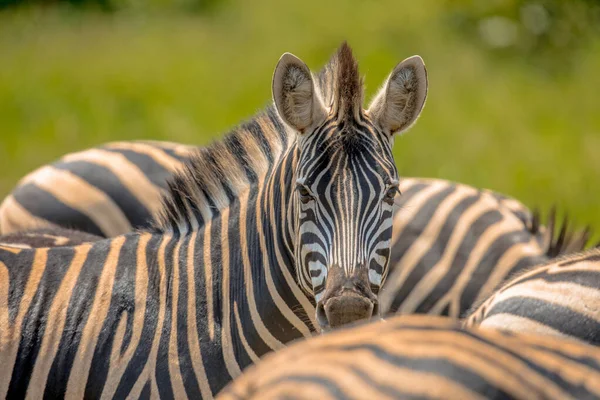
(218, 315, 600, 400)
(0, 43, 428, 397)
(465, 247, 600, 345)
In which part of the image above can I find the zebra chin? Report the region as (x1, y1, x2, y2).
(315, 265, 380, 332)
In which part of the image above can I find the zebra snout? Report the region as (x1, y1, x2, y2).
(317, 291, 378, 331)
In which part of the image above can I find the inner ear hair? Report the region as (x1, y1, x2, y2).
(281, 64, 315, 131)
(272, 53, 327, 133)
(368, 55, 428, 136)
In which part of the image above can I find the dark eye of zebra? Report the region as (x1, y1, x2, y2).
(384, 185, 399, 203)
(296, 184, 314, 203)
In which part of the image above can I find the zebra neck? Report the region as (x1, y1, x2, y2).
(225, 145, 316, 347)
(259, 145, 302, 281)
(153, 106, 296, 234)
(180, 151, 315, 371)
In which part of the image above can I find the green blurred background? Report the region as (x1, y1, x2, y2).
(1, 0, 599, 231)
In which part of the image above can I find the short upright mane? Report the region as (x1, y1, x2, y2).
(316, 42, 363, 121)
(152, 42, 360, 234)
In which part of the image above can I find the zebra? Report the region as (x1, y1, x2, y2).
(379, 195, 591, 318)
(0, 42, 428, 397)
(0, 140, 195, 237)
(464, 247, 600, 345)
(217, 314, 600, 400)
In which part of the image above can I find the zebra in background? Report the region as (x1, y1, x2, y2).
(218, 315, 600, 400)
(0, 140, 195, 237)
(0, 43, 428, 397)
(378, 185, 592, 318)
(464, 247, 600, 345)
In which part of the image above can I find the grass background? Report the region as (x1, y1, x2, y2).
(1, 1, 599, 234)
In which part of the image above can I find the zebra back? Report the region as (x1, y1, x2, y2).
(0, 140, 195, 237)
(217, 314, 600, 400)
(381, 177, 593, 318)
(0, 227, 102, 248)
(464, 247, 600, 345)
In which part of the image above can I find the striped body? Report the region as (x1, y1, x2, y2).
(0, 43, 431, 396)
(218, 315, 600, 400)
(0, 185, 313, 398)
(0, 140, 195, 237)
(378, 179, 594, 318)
(465, 248, 600, 345)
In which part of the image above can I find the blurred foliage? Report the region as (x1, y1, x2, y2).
(0, 0, 599, 235)
(448, 0, 600, 73)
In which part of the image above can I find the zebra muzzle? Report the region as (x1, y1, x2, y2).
(316, 266, 379, 331)
(318, 292, 377, 330)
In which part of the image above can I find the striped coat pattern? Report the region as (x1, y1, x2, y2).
(0, 43, 429, 397)
(0, 140, 195, 237)
(465, 247, 600, 345)
(218, 315, 600, 400)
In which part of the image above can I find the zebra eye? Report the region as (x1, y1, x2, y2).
(296, 184, 314, 202)
(384, 186, 399, 202)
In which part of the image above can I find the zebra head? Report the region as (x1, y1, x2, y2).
(272, 43, 428, 331)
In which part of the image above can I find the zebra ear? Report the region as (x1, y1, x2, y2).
(367, 55, 428, 137)
(272, 53, 327, 134)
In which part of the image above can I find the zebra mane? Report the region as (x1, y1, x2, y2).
(152, 43, 359, 234)
(529, 206, 595, 257)
(316, 42, 364, 122)
(152, 106, 292, 233)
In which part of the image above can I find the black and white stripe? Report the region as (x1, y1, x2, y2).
(380, 179, 592, 318)
(218, 315, 600, 400)
(0, 140, 194, 237)
(464, 247, 600, 345)
(0, 42, 427, 397)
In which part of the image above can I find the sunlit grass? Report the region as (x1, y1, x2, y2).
(1, 1, 599, 233)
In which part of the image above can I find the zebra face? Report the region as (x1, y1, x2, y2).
(273, 43, 428, 331)
(294, 127, 398, 328)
